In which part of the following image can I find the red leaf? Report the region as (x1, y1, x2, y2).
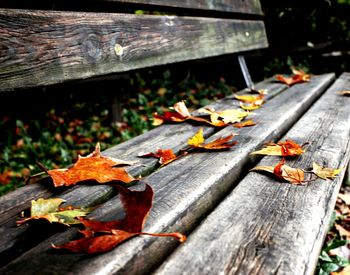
(53, 185, 185, 254)
(138, 149, 178, 166)
(46, 143, 137, 187)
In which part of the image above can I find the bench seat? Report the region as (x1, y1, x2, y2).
(1, 73, 347, 275)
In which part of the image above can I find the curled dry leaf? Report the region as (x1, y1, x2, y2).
(138, 149, 178, 166)
(250, 140, 305, 157)
(234, 94, 264, 104)
(53, 185, 186, 254)
(233, 119, 256, 128)
(46, 143, 137, 187)
(312, 162, 341, 180)
(275, 68, 311, 86)
(188, 128, 237, 150)
(251, 159, 306, 185)
(17, 198, 90, 226)
(338, 90, 350, 96)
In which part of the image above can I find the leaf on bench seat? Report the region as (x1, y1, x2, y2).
(16, 198, 90, 226)
(53, 185, 186, 254)
(312, 162, 341, 180)
(233, 119, 257, 128)
(250, 140, 305, 157)
(251, 159, 306, 185)
(45, 143, 137, 187)
(138, 149, 179, 166)
(337, 90, 350, 96)
(188, 128, 237, 150)
(275, 67, 311, 86)
(198, 107, 250, 126)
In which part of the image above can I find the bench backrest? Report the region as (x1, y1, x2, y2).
(0, 0, 268, 91)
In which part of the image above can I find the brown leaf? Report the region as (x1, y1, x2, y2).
(338, 90, 350, 96)
(250, 140, 305, 157)
(46, 143, 137, 187)
(53, 185, 186, 254)
(233, 119, 257, 128)
(188, 128, 237, 150)
(251, 159, 306, 185)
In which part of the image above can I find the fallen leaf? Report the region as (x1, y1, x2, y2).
(275, 68, 310, 86)
(233, 119, 256, 128)
(312, 162, 341, 180)
(199, 108, 250, 126)
(251, 159, 306, 185)
(46, 143, 137, 187)
(138, 149, 178, 166)
(335, 224, 350, 239)
(234, 94, 264, 104)
(338, 193, 350, 205)
(17, 198, 90, 226)
(188, 128, 237, 150)
(239, 102, 261, 111)
(250, 140, 305, 157)
(53, 185, 186, 254)
(338, 90, 350, 96)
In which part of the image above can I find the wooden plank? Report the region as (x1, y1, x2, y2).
(155, 73, 350, 275)
(91, 0, 263, 15)
(0, 74, 335, 274)
(0, 79, 287, 266)
(0, 9, 267, 91)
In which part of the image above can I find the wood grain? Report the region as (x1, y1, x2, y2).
(0, 78, 286, 266)
(0, 74, 334, 274)
(155, 73, 350, 275)
(95, 0, 263, 14)
(0, 9, 267, 91)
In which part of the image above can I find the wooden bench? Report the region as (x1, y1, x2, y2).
(1, 1, 350, 275)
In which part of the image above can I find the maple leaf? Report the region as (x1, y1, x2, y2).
(46, 143, 137, 187)
(312, 162, 341, 180)
(198, 107, 250, 126)
(251, 159, 305, 185)
(188, 128, 237, 150)
(233, 119, 256, 128)
(275, 67, 310, 86)
(338, 90, 350, 96)
(53, 185, 186, 254)
(250, 140, 305, 157)
(152, 101, 191, 126)
(138, 149, 178, 166)
(16, 198, 90, 226)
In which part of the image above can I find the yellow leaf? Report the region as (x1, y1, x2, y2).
(188, 128, 205, 147)
(239, 102, 261, 111)
(234, 94, 262, 103)
(198, 108, 250, 125)
(312, 162, 341, 180)
(250, 165, 275, 173)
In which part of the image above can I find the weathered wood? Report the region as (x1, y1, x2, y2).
(0, 74, 334, 274)
(0, 9, 267, 91)
(93, 0, 263, 14)
(155, 73, 350, 275)
(0, 79, 287, 266)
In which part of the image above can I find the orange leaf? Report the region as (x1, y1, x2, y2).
(138, 149, 178, 166)
(53, 185, 185, 254)
(275, 68, 310, 86)
(251, 159, 306, 185)
(188, 128, 237, 150)
(233, 119, 256, 128)
(46, 143, 137, 187)
(250, 139, 305, 157)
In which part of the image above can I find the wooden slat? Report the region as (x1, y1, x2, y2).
(0, 79, 287, 266)
(92, 0, 263, 14)
(0, 9, 267, 91)
(155, 73, 350, 275)
(0, 74, 334, 274)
